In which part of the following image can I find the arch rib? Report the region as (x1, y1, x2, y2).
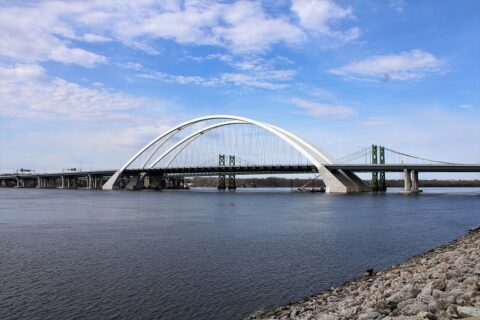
(149, 120, 246, 169)
(103, 115, 366, 193)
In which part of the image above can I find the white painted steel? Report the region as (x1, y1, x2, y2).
(148, 120, 246, 169)
(103, 115, 356, 192)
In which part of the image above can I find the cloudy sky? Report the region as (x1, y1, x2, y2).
(0, 0, 479, 175)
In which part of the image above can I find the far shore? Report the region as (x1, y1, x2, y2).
(190, 177, 480, 188)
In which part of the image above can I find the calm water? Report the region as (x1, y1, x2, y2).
(0, 188, 479, 319)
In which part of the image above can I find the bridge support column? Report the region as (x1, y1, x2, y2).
(228, 155, 236, 190)
(228, 175, 236, 190)
(147, 174, 163, 189)
(372, 172, 379, 191)
(379, 172, 386, 192)
(411, 170, 421, 193)
(218, 175, 226, 190)
(403, 169, 412, 193)
(378, 146, 387, 192)
(217, 154, 226, 190)
(125, 173, 145, 190)
(402, 169, 422, 194)
(60, 176, 65, 189)
(371, 145, 379, 191)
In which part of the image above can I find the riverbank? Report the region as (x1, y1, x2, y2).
(248, 226, 480, 320)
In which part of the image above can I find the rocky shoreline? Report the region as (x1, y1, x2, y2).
(247, 226, 480, 320)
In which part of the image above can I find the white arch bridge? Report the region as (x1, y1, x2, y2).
(96, 114, 479, 193)
(1, 115, 478, 193)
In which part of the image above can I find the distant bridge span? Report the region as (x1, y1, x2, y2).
(2, 164, 479, 193)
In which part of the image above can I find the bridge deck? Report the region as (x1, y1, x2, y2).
(325, 164, 480, 172)
(1, 164, 479, 180)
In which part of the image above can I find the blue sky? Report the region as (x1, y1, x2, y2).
(0, 0, 479, 175)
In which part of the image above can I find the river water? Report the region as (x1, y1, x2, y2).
(0, 188, 479, 319)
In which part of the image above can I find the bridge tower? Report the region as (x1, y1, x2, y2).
(228, 155, 236, 190)
(379, 146, 386, 192)
(371, 145, 379, 191)
(371, 145, 387, 192)
(217, 154, 226, 190)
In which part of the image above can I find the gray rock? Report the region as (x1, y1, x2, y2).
(315, 313, 340, 320)
(386, 284, 420, 303)
(400, 301, 428, 316)
(457, 306, 480, 317)
(357, 310, 380, 319)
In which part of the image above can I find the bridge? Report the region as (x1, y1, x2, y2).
(1, 115, 479, 193)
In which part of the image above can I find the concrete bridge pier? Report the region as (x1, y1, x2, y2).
(69, 177, 76, 189)
(87, 174, 92, 189)
(412, 170, 421, 193)
(404, 169, 412, 192)
(145, 174, 163, 189)
(36, 177, 46, 188)
(93, 176, 102, 189)
(15, 177, 24, 188)
(402, 169, 422, 194)
(125, 173, 146, 190)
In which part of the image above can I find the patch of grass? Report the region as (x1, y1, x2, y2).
(388, 301, 398, 312)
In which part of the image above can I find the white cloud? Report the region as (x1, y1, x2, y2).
(285, 97, 356, 118)
(0, 0, 359, 64)
(0, 63, 46, 81)
(220, 71, 294, 89)
(83, 33, 112, 42)
(48, 47, 107, 68)
(139, 68, 295, 90)
(214, 1, 306, 53)
(0, 64, 164, 121)
(117, 61, 143, 71)
(329, 49, 445, 81)
(291, 0, 361, 43)
(110, 0, 307, 54)
(140, 54, 296, 89)
(0, 3, 107, 67)
(459, 104, 474, 110)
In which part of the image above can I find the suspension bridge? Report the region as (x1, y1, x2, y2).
(1, 115, 479, 193)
